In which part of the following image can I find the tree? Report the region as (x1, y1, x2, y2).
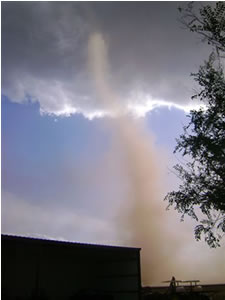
(165, 2, 225, 247)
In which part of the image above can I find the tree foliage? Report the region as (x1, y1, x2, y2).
(165, 2, 225, 247)
(179, 2, 225, 55)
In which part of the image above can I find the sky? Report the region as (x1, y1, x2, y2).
(2, 1, 225, 285)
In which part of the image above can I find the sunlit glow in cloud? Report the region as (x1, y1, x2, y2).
(40, 105, 78, 117)
(127, 97, 206, 118)
(38, 94, 205, 120)
(40, 104, 107, 120)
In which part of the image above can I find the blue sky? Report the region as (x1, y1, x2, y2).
(2, 1, 225, 285)
(2, 94, 186, 206)
(2, 95, 114, 216)
(2, 95, 185, 218)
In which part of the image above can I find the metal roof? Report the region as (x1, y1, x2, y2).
(2, 234, 141, 251)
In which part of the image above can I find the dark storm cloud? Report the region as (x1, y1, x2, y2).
(2, 1, 211, 117)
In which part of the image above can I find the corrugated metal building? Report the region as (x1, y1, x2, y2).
(2, 234, 141, 300)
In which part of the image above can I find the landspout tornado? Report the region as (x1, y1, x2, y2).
(88, 32, 179, 284)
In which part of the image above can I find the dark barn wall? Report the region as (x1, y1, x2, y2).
(2, 235, 141, 300)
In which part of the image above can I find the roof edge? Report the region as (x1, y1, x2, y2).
(1, 234, 141, 251)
